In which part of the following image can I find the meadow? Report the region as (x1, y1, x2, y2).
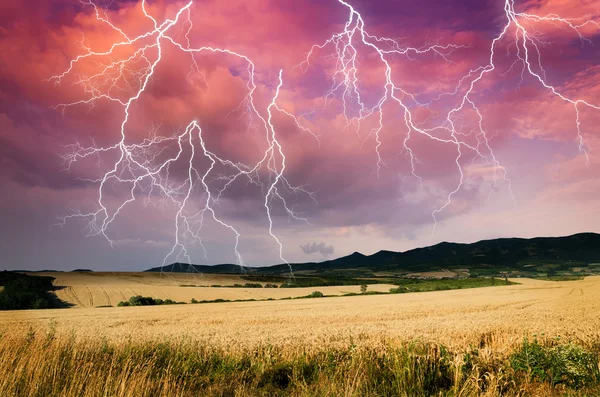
(1, 276, 599, 395)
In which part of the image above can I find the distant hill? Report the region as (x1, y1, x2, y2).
(71, 269, 93, 272)
(146, 233, 600, 277)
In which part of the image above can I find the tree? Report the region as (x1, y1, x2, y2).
(360, 284, 368, 294)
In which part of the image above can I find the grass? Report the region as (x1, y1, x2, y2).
(389, 277, 514, 293)
(1, 331, 598, 396)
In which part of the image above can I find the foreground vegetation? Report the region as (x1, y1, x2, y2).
(1, 330, 598, 396)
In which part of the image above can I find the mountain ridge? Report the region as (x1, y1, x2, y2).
(146, 232, 600, 276)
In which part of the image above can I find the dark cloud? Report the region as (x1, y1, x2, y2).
(300, 241, 335, 257)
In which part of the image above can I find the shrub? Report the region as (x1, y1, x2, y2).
(308, 291, 324, 298)
(389, 286, 409, 294)
(128, 296, 156, 306)
(117, 296, 183, 307)
(509, 338, 600, 388)
(360, 284, 368, 294)
(0, 273, 56, 310)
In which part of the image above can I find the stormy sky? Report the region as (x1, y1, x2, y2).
(1, 0, 599, 271)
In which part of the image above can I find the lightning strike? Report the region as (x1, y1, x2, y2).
(52, 0, 312, 273)
(54, 0, 599, 271)
(300, 0, 599, 240)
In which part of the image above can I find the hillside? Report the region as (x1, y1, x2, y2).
(147, 232, 600, 278)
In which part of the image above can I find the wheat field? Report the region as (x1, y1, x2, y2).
(32, 271, 397, 308)
(2, 276, 600, 396)
(2, 276, 599, 350)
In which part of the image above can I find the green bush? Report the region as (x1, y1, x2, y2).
(243, 283, 263, 288)
(0, 272, 56, 310)
(307, 291, 324, 298)
(509, 338, 600, 388)
(389, 286, 409, 294)
(117, 296, 182, 307)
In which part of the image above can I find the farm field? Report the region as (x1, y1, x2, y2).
(3, 276, 599, 349)
(2, 276, 600, 396)
(32, 271, 397, 308)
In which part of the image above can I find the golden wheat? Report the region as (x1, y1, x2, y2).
(2, 276, 599, 353)
(34, 271, 396, 308)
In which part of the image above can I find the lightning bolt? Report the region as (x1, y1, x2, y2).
(52, 0, 312, 273)
(300, 0, 599, 241)
(53, 0, 599, 270)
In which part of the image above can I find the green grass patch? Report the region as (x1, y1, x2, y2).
(389, 277, 514, 293)
(509, 338, 600, 388)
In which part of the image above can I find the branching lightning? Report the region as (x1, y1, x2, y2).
(53, 0, 599, 269)
(52, 0, 312, 272)
(301, 0, 599, 240)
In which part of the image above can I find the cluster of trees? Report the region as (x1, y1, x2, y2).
(0, 272, 56, 310)
(117, 295, 182, 306)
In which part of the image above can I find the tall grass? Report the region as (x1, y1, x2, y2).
(0, 330, 598, 396)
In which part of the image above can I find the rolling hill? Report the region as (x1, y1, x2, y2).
(146, 232, 600, 278)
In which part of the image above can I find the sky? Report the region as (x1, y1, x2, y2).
(1, 0, 599, 271)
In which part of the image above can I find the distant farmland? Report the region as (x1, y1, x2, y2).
(34, 271, 397, 308)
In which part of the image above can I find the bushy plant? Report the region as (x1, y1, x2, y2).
(243, 283, 263, 288)
(0, 273, 56, 310)
(117, 296, 182, 307)
(509, 338, 600, 388)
